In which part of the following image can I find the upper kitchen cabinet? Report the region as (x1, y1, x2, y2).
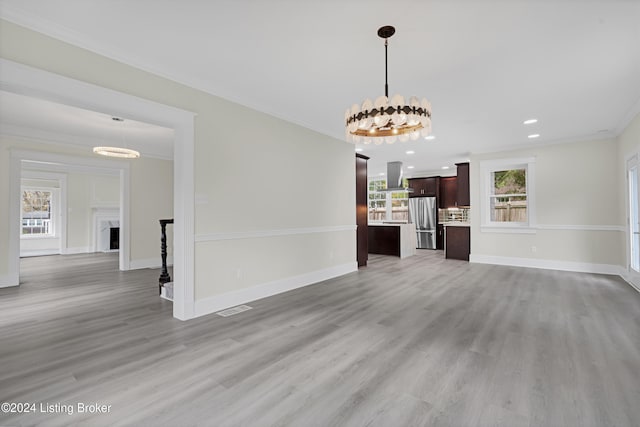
(439, 176, 458, 208)
(408, 177, 439, 198)
(456, 162, 470, 206)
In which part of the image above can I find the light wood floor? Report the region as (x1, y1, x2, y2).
(1, 252, 639, 426)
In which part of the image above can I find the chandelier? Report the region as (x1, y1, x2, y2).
(93, 117, 140, 159)
(345, 26, 432, 144)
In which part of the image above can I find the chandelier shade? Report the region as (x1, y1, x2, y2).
(345, 26, 432, 144)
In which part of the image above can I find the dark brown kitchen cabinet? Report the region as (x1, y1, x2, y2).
(408, 177, 439, 198)
(439, 176, 458, 208)
(456, 162, 470, 206)
(437, 224, 444, 250)
(368, 226, 400, 256)
(445, 226, 470, 261)
(356, 154, 369, 267)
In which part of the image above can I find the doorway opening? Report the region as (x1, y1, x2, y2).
(1, 58, 195, 320)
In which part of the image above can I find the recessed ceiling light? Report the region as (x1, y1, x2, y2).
(528, 134, 540, 139)
(523, 119, 538, 125)
(355, 148, 363, 152)
(442, 166, 450, 170)
(379, 172, 385, 176)
(425, 135, 435, 140)
(406, 150, 415, 154)
(407, 166, 415, 169)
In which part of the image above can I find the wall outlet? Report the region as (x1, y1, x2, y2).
(329, 251, 334, 260)
(236, 268, 242, 279)
(531, 246, 537, 253)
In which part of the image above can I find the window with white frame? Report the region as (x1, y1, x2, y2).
(480, 158, 536, 230)
(368, 178, 409, 221)
(21, 188, 56, 237)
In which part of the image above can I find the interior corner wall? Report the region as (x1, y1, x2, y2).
(470, 137, 624, 272)
(0, 20, 356, 312)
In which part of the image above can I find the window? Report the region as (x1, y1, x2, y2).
(21, 188, 55, 237)
(368, 178, 409, 221)
(480, 158, 536, 231)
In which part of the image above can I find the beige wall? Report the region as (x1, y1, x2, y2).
(0, 20, 355, 300)
(470, 137, 625, 268)
(130, 156, 173, 261)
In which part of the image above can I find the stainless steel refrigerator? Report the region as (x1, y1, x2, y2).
(408, 197, 437, 249)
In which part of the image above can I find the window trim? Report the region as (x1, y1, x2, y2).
(480, 157, 536, 233)
(20, 186, 60, 239)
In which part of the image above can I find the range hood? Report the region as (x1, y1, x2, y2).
(381, 161, 413, 192)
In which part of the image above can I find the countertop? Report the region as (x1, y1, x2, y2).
(369, 222, 412, 227)
(442, 222, 470, 227)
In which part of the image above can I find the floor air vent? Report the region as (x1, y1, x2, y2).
(216, 305, 253, 317)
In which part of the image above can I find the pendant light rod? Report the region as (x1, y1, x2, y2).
(384, 39, 389, 97)
(377, 25, 395, 98)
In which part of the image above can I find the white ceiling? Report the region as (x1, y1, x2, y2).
(0, 91, 175, 159)
(1, 0, 639, 176)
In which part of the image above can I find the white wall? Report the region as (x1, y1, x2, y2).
(470, 137, 624, 273)
(0, 20, 355, 315)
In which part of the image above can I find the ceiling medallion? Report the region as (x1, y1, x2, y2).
(93, 117, 140, 159)
(345, 26, 432, 145)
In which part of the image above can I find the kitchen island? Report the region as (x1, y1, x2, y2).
(368, 223, 417, 259)
(443, 222, 470, 261)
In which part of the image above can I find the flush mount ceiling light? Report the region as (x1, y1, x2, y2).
(93, 117, 140, 159)
(345, 26, 432, 145)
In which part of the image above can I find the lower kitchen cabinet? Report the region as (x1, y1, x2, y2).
(437, 224, 444, 250)
(445, 226, 470, 261)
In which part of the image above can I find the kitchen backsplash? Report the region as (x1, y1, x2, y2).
(439, 207, 470, 223)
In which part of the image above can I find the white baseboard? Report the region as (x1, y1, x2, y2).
(61, 246, 92, 255)
(129, 256, 173, 270)
(470, 254, 622, 275)
(20, 249, 60, 258)
(0, 274, 19, 288)
(195, 262, 358, 318)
